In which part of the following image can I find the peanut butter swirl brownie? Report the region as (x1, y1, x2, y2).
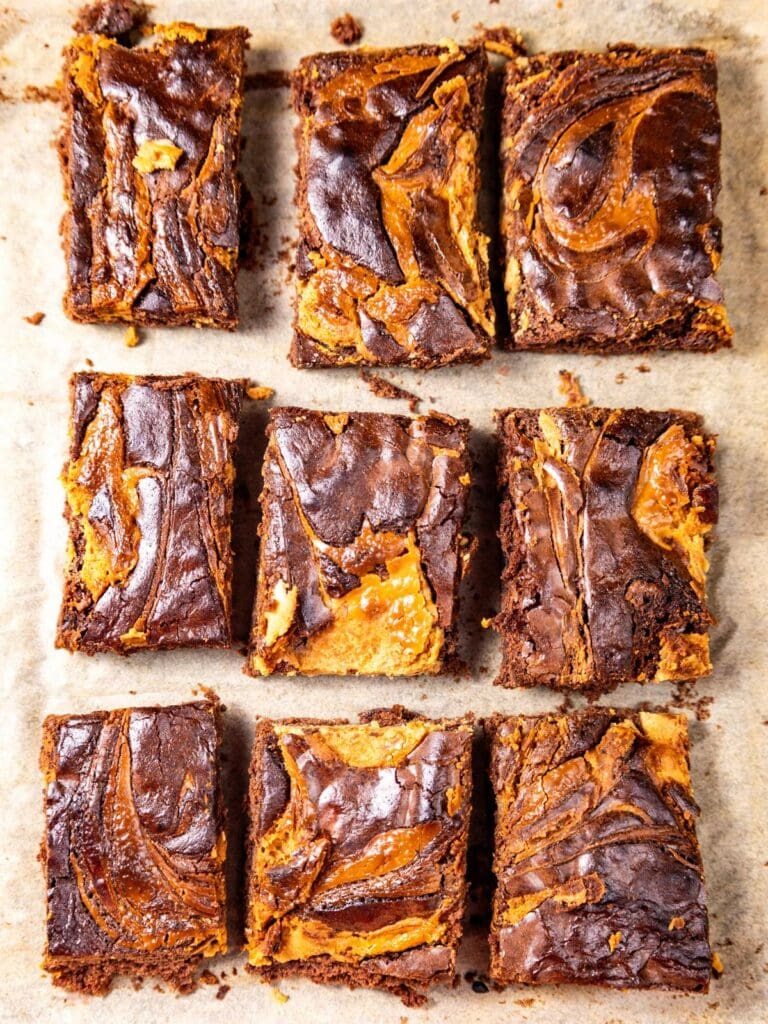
(501, 46, 731, 351)
(291, 43, 495, 366)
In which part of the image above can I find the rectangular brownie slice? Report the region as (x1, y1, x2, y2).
(501, 46, 731, 351)
(494, 406, 717, 692)
(245, 708, 473, 1006)
(246, 407, 472, 676)
(56, 372, 244, 654)
(40, 699, 227, 994)
(488, 709, 711, 990)
(291, 43, 495, 367)
(60, 21, 248, 327)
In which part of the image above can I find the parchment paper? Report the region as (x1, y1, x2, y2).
(1, 1, 767, 1021)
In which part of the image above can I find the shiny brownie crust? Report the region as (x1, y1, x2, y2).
(501, 47, 731, 351)
(56, 372, 244, 654)
(488, 709, 711, 991)
(244, 707, 473, 1006)
(40, 700, 227, 994)
(494, 406, 717, 693)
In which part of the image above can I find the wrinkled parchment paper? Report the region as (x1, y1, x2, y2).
(1, 1, 767, 1021)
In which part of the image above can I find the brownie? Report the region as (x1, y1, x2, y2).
(60, 22, 248, 327)
(40, 700, 227, 994)
(291, 43, 495, 367)
(501, 46, 731, 351)
(56, 372, 244, 654)
(494, 406, 717, 692)
(488, 709, 711, 990)
(244, 708, 473, 1005)
(246, 407, 472, 676)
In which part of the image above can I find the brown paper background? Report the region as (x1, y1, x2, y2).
(1, 1, 767, 1021)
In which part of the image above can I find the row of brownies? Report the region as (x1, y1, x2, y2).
(41, 700, 713, 1002)
(59, 20, 731, 361)
(55, 372, 718, 690)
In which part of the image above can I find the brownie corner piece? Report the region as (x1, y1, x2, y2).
(56, 372, 243, 654)
(244, 710, 473, 1004)
(60, 22, 248, 328)
(291, 42, 495, 368)
(501, 46, 731, 352)
(246, 407, 472, 677)
(494, 406, 717, 692)
(40, 699, 227, 994)
(488, 708, 711, 991)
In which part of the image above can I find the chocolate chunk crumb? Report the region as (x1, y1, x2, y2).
(73, 0, 149, 42)
(360, 370, 421, 412)
(472, 979, 489, 993)
(216, 984, 231, 1000)
(330, 13, 363, 45)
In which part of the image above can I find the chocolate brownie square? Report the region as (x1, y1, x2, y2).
(56, 372, 243, 654)
(246, 407, 472, 676)
(291, 44, 495, 366)
(245, 708, 473, 1005)
(501, 47, 731, 351)
(40, 700, 227, 994)
(494, 406, 717, 692)
(60, 22, 248, 327)
(488, 709, 711, 990)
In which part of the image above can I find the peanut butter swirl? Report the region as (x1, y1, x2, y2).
(495, 407, 717, 693)
(291, 44, 494, 367)
(245, 712, 472, 1003)
(56, 373, 243, 654)
(501, 47, 731, 351)
(489, 710, 711, 991)
(40, 701, 226, 994)
(247, 408, 472, 677)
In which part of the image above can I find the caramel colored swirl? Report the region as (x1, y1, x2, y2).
(41, 702, 226, 980)
(246, 717, 472, 976)
(489, 710, 711, 990)
(502, 48, 731, 350)
(292, 45, 494, 367)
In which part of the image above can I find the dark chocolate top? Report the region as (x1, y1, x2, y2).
(291, 45, 494, 367)
(247, 407, 471, 676)
(489, 709, 710, 991)
(502, 47, 731, 350)
(495, 406, 717, 692)
(61, 24, 247, 327)
(246, 713, 472, 974)
(41, 701, 226, 962)
(56, 373, 243, 654)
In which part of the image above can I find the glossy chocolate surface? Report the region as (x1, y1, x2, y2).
(291, 45, 494, 367)
(489, 709, 711, 990)
(56, 372, 243, 654)
(494, 406, 717, 692)
(41, 701, 226, 991)
(61, 24, 247, 327)
(245, 711, 472, 1001)
(501, 47, 731, 351)
(247, 407, 472, 677)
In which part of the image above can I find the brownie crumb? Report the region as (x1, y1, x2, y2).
(22, 83, 61, 102)
(558, 369, 589, 407)
(23, 311, 45, 325)
(468, 24, 526, 57)
(199, 969, 218, 986)
(246, 384, 275, 401)
(670, 679, 714, 721)
(330, 13, 363, 45)
(636, 362, 651, 373)
(615, 371, 627, 384)
(244, 70, 291, 90)
(360, 370, 420, 412)
(216, 984, 231, 1000)
(271, 986, 289, 1004)
(73, 0, 149, 40)
(451, 10, 461, 21)
(472, 979, 489, 993)
(124, 325, 140, 347)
